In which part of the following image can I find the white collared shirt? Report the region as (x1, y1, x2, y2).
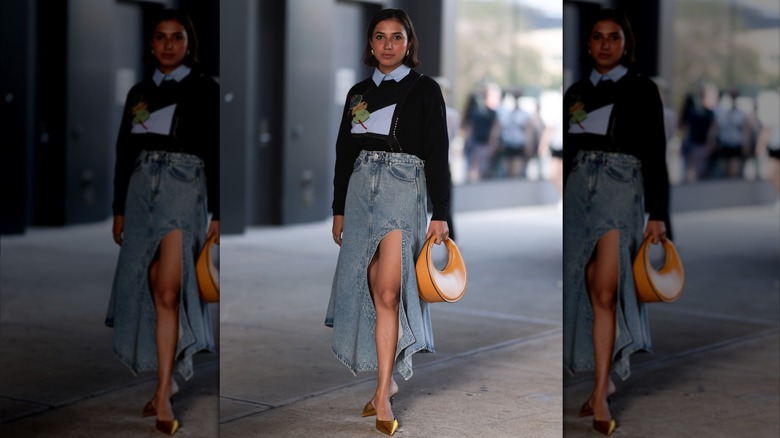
(371, 65, 411, 86)
(152, 64, 192, 86)
(589, 64, 628, 87)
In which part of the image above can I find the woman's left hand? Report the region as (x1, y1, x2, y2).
(643, 219, 667, 244)
(206, 220, 220, 243)
(426, 220, 449, 245)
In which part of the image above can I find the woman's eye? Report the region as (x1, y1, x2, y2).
(375, 35, 383, 40)
(610, 34, 621, 42)
(591, 34, 601, 41)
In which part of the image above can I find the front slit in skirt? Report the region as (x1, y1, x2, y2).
(326, 150, 435, 380)
(106, 150, 215, 380)
(562, 150, 652, 381)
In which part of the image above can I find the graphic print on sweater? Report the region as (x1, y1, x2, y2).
(131, 103, 177, 135)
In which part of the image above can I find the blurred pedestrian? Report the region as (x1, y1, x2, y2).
(679, 82, 718, 182)
(538, 87, 564, 205)
(462, 81, 500, 182)
(714, 89, 751, 178)
(326, 8, 450, 436)
(756, 87, 780, 203)
(496, 87, 535, 178)
(106, 8, 219, 436)
(562, 9, 670, 436)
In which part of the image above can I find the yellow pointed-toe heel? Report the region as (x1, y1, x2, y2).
(593, 418, 616, 436)
(376, 418, 399, 436)
(361, 396, 395, 417)
(156, 418, 180, 436)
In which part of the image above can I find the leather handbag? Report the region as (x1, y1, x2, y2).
(416, 236, 467, 303)
(196, 233, 219, 303)
(633, 236, 684, 303)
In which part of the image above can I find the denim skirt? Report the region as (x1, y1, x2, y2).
(325, 150, 434, 380)
(106, 150, 215, 380)
(562, 150, 652, 381)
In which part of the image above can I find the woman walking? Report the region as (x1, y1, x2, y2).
(562, 9, 669, 436)
(106, 9, 218, 435)
(325, 8, 450, 436)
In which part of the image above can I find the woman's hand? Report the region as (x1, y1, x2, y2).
(426, 220, 450, 245)
(112, 215, 124, 246)
(206, 220, 220, 243)
(332, 215, 344, 246)
(643, 219, 667, 244)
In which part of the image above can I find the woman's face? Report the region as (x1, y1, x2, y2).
(151, 19, 188, 74)
(588, 19, 625, 73)
(370, 19, 409, 74)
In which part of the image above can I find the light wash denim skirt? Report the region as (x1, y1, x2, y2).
(106, 150, 215, 380)
(562, 150, 652, 381)
(326, 150, 434, 380)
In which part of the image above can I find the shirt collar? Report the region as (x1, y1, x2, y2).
(372, 65, 411, 86)
(152, 65, 191, 86)
(589, 64, 628, 86)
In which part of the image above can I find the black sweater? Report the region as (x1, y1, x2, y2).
(112, 70, 220, 220)
(332, 70, 451, 220)
(563, 70, 669, 222)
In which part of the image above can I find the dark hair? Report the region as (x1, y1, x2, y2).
(581, 8, 636, 69)
(144, 9, 201, 69)
(361, 9, 420, 68)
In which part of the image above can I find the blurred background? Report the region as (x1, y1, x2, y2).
(4, 0, 777, 238)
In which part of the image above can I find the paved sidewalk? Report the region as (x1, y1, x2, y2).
(1, 202, 777, 437)
(218, 206, 564, 438)
(564, 205, 780, 437)
(0, 221, 220, 437)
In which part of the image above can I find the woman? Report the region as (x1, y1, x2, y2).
(325, 8, 450, 436)
(105, 9, 218, 436)
(562, 9, 669, 436)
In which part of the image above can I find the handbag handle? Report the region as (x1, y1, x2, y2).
(633, 236, 684, 303)
(416, 236, 468, 303)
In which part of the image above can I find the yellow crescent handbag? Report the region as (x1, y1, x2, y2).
(416, 236, 467, 303)
(633, 236, 684, 303)
(196, 233, 219, 303)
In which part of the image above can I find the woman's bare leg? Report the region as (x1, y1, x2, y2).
(367, 230, 402, 422)
(148, 229, 183, 422)
(586, 229, 620, 422)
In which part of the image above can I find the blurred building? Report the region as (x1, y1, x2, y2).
(1, 0, 455, 235)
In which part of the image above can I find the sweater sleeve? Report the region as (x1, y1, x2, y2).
(201, 76, 220, 220)
(332, 90, 361, 216)
(420, 77, 451, 221)
(561, 84, 580, 190)
(112, 85, 140, 216)
(634, 77, 670, 222)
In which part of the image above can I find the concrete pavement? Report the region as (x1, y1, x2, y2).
(218, 206, 564, 438)
(564, 205, 780, 437)
(1, 186, 778, 437)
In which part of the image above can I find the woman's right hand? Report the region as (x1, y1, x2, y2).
(332, 215, 344, 246)
(112, 215, 124, 246)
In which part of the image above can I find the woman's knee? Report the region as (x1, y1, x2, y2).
(373, 287, 400, 311)
(591, 288, 617, 311)
(154, 287, 180, 311)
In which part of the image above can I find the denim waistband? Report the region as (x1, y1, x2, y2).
(575, 150, 641, 167)
(358, 150, 424, 167)
(138, 150, 204, 167)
